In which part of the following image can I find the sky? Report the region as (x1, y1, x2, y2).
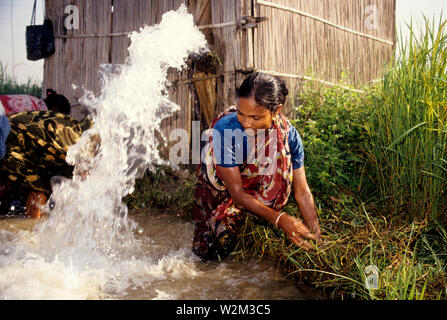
(0, 0, 446, 84)
(0, 0, 44, 84)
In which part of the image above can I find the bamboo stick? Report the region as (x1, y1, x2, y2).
(256, 0, 394, 45)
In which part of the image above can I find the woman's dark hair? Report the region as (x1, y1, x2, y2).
(44, 89, 71, 115)
(236, 72, 288, 111)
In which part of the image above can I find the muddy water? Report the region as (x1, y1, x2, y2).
(0, 7, 323, 301)
(0, 211, 316, 300)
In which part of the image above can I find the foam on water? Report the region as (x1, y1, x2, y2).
(0, 5, 209, 299)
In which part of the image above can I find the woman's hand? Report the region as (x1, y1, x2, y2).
(217, 165, 322, 251)
(277, 213, 319, 250)
(291, 167, 323, 248)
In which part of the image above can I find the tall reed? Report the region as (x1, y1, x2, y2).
(366, 17, 447, 220)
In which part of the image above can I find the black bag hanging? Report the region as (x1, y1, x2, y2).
(26, 0, 55, 61)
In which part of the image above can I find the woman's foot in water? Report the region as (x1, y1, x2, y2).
(25, 192, 47, 219)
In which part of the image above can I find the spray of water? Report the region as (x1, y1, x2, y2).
(0, 5, 208, 299)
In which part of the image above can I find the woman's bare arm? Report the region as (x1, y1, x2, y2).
(292, 167, 321, 241)
(217, 165, 317, 250)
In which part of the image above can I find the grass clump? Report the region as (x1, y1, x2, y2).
(123, 165, 196, 217)
(0, 63, 42, 96)
(234, 197, 446, 300)
(289, 73, 373, 201)
(366, 17, 447, 220)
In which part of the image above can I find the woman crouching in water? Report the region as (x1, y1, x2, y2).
(192, 72, 322, 261)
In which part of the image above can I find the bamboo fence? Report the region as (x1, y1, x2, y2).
(43, 0, 395, 137)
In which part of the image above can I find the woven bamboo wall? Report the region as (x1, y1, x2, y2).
(44, 0, 191, 140)
(43, 0, 395, 134)
(253, 0, 395, 98)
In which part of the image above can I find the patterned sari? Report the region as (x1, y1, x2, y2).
(192, 106, 294, 260)
(0, 111, 92, 193)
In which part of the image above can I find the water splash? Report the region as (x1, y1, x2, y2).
(0, 5, 208, 299)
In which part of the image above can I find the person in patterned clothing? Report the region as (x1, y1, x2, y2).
(192, 72, 322, 261)
(0, 106, 92, 218)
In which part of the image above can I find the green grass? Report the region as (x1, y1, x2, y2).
(0, 62, 42, 96)
(233, 196, 446, 300)
(289, 71, 377, 205)
(365, 16, 447, 221)
(123, 165, 195, 218)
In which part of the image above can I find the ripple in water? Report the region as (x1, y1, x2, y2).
(0, 5, 209, 300)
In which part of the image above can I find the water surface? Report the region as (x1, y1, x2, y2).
(0, 211, 312, 300)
